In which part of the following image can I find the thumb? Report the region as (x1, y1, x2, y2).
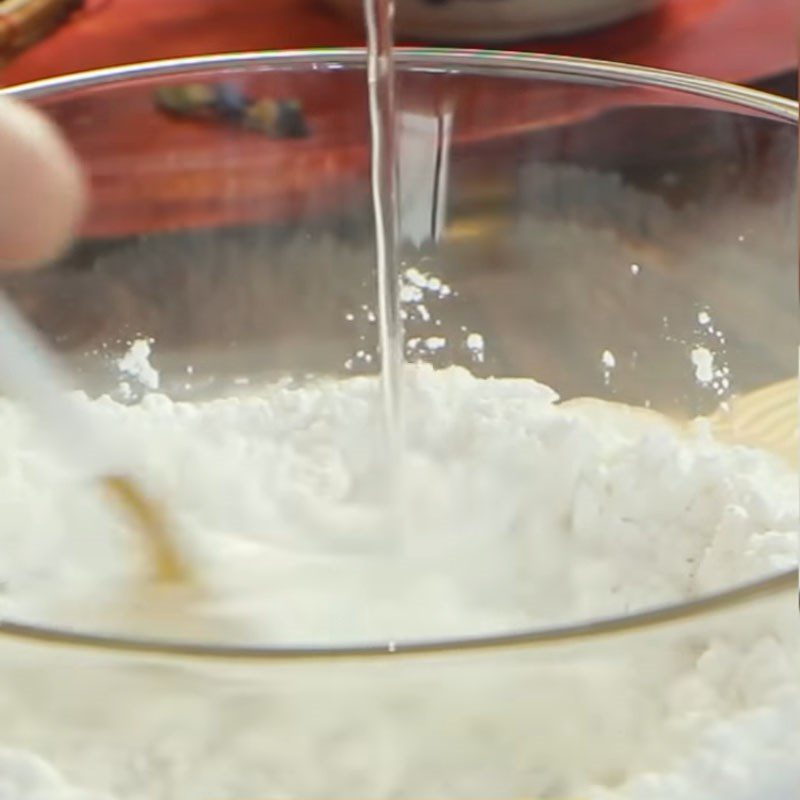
(0, 95, 86, 270)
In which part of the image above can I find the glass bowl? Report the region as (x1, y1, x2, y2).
(0, 50, 796, 800)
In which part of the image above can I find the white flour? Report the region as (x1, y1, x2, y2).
(0, 366, 796, 799)
(690, 346, 715, 385)
(115, 339, 159, 391)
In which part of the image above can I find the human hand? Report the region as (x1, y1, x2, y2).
(0, 96, 85, 269)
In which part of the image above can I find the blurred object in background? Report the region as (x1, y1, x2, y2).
(0, 0, 82, 63)
(154, 83, 310, 139)
(759, 70, 797, 100)
(324, 0, 665, 43)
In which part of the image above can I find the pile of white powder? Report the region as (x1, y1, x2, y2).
(0, 364, 796, 799)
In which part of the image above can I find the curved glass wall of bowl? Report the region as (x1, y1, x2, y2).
(0, 51, 796, 800)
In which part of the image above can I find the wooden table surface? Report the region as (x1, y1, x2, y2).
(3, 0, 795, 240)
(1, 0, 796, 87)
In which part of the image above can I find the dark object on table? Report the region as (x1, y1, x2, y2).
(244, 99, 309, 138)
(0, 0, 83, 62)
(154, 83, 309, 139)
(323, 0, 665, 43)
(755, 71, 798, 100)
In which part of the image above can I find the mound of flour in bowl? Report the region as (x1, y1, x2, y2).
(0, 365, 796, 799)
(0, 364, 795, 641)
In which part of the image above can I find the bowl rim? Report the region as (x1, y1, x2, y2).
(0, 49, 796, 662)
(3, 47, 798, 123)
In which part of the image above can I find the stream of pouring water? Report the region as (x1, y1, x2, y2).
(364, 0, 404, 462)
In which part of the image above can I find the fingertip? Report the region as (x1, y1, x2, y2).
(0, 96, 86, 270)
